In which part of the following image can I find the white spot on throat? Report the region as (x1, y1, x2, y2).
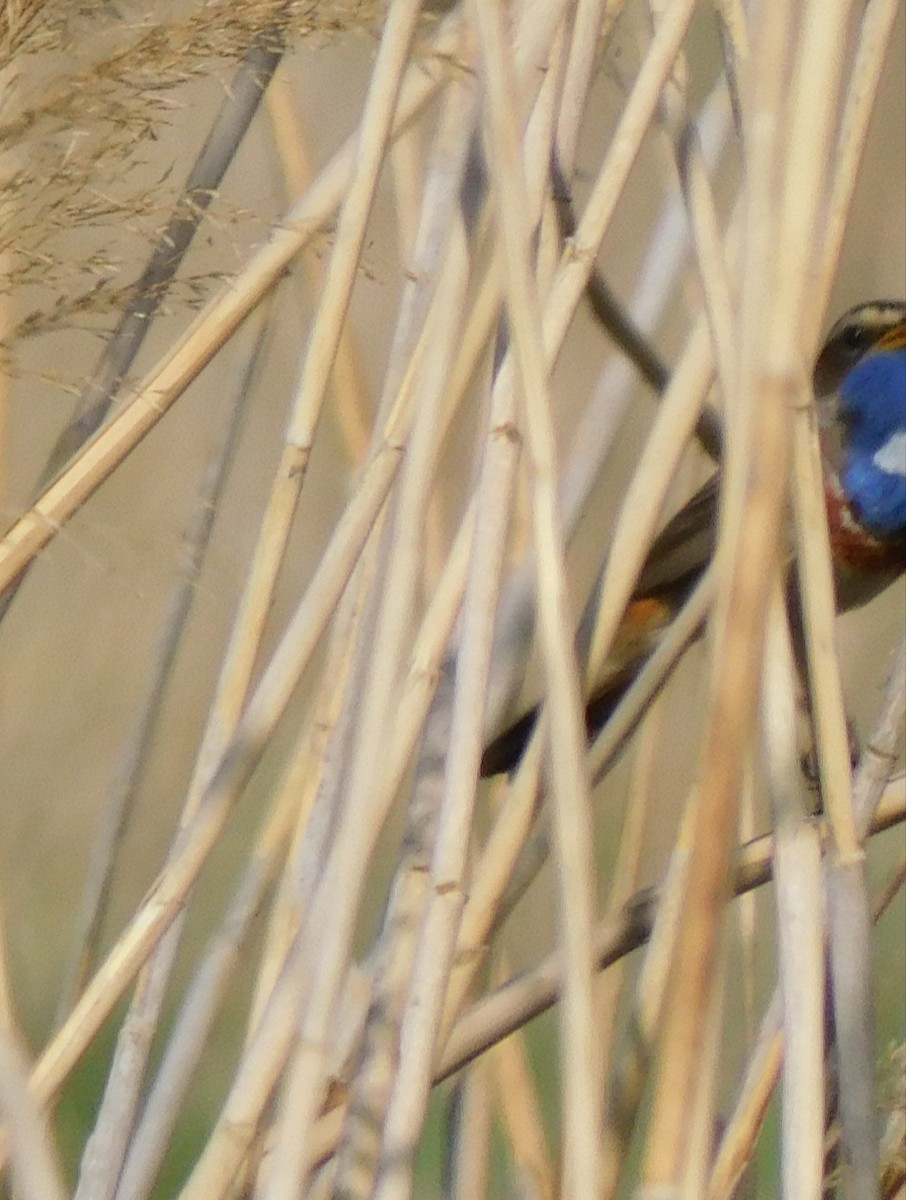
(873, 430, 906, 477)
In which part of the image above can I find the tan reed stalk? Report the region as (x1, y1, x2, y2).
(70, 315, 272, 1200)
(762, 588, 827, 1198)
(489, 995, 556, 1200)
(641, 0, 866, 1184)
(709, 834, 906, 1200)
(445, 1058, 493, 1199)
(435, 788, 906, 1097)
(57, 306, 267, 1026)
(473, 5, 602, 1193)
(265, 70, 372, 467)
(709, 635, 906, 1198)
(0, 1026, 66, 1200)
(1, 3, 903, 1196)
(295, 780, 905, 1176)
(0, 11, 461, 596)
(595, 675, 661, 1074)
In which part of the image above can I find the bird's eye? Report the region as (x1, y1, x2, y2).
(840, 323, 869, 357)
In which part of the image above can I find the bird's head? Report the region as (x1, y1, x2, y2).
(813, 300, 906, 540)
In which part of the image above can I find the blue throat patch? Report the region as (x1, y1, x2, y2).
(839, 347, 906, 534)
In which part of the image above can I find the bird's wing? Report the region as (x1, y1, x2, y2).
(480, 477, 721, 776)
(633, 474, 720, 602)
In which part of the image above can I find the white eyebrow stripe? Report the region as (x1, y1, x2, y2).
(873, 429, 906, 478)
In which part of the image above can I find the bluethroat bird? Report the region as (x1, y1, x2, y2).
(480, 299, 906, 777)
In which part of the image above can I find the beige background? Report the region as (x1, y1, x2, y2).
(0, 5, 903, 1189)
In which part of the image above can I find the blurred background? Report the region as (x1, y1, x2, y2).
(0, 2, 903, 1196)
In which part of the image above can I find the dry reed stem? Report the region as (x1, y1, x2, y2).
(655, 9, 736, 408)
(0, 10, 461, 596)
(446, 1059, 493, 1199)
(490, 1004, 556, 1200)
(777, 4, 901, 1191)
(436, 789, 906, 1096)
(596, 681, 661, 1080)
(474, 5, 601, 1194)
(321, 151, 476, 1200)
(642, 0, 856, 1180)
(69, 312, 269, 1200)
(708, 990, 785, 1200)
(762, 591, 826, 1200)
(265, 70, 372, 466)
(261, 42, 488, 1199)
(709, 832, 906, 1200)
(855, 636, 906, 836)
(781, 0, 860, 863)
(58, 306, 267, 1023)
(325, 88, 480, 1200)
(294, 784, 905, 1176)
(0, 0, 902, 1195)
(0, 1026, 65, 1200)
(585, 314, 714, 683)
(17, 436, 403, 1132)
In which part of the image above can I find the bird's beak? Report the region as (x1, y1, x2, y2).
(875, 321, 906, 352)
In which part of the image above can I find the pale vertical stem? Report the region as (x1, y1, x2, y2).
(390, 121, 423, 268)
(643, 0, 798, 1174)
(585, 317, 713, 681)
(779, 0, 860, 861)
(605, 788, 697, 1196)
(809, 0, 903, 323)
(0, 276, 12, 1045)
(596, 691, 660, 1082)
(735, 767, 759, 1058)
(708, 994, 784, 1200)
(776, 3, 882, 1192)
(266, 71, 371, 465)
(0, 1027, 66, 1200)
(854, 637, 906, 839)
(650, 0, 737, 406)
(446, 1059, 492, 1200)
(490, 992, 556, 1200)
(326, 218, 474, 1200)
(470, 2, 601, 1194)
(762, 591, 825, 1200)
(556, 0, 626, 173)
(0, 897, 13, 1036)
(367, 367, 522, 1200)
(681, 960, 726, 1200)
